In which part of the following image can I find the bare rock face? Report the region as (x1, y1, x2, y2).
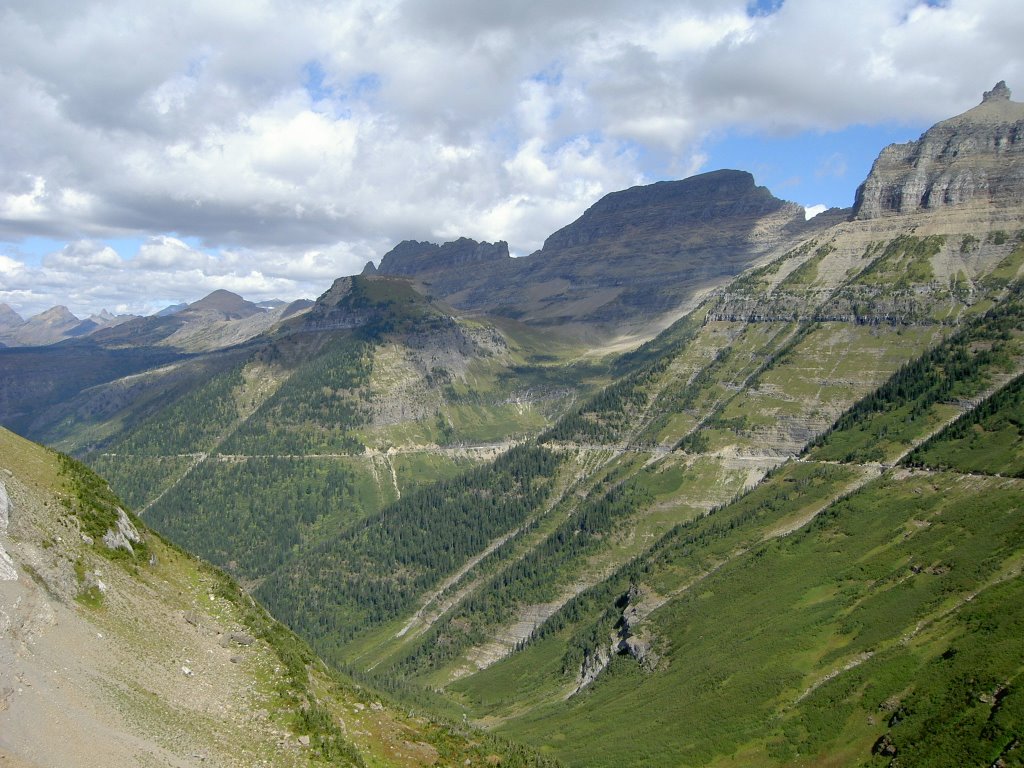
(574, 645, 611, 693)
(101, 507, 144, 554)
(572, 582, 659, 695)
(0, 480, 16, 581)
(854, 82, 1024, 220)
(377, 238, 511, 276)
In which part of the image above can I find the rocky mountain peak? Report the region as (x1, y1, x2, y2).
(983, 80, 1011, 103)
(853, 82, 1024, 220)
(182, 289, 261, 320)
(33, 305, 79, 325)
(0, 304, 24, 330)
(539, 169, 796, 252)
(377, 237, 510, 277)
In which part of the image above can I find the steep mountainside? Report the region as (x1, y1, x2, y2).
(31, 276, 603, 609)
(375, 170, 817, 339)
(0, 428, 555, 768)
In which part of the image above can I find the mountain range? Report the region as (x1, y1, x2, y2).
(1, 83, 1023, 767)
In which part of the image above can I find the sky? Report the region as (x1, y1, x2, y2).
(1, 0, 1022, 318)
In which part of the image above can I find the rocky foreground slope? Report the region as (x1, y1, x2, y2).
(0, 428, 552, 768)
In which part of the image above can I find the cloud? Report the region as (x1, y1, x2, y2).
(0, 0, 1021, 316)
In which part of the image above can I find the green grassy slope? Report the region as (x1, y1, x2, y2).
(444, 298, 1024, 765)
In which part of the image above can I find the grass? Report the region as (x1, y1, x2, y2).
(496, 471, 1024, 767)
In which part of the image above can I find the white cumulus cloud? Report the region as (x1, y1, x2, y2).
(0, 0, 1021, 316)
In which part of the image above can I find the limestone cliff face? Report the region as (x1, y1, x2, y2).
(854, 82, 1024, 220)
(377, 237, 511, 276)
(541, 170, 795, 251)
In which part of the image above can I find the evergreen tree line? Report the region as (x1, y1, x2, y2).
(144, 457, 359, 577)
(386, 477, 654, 675)
(904, 369, 1024, 476)
(255, 445, 565, 649)
(222, 335, 372, 455)
(106, 363, 246, 456)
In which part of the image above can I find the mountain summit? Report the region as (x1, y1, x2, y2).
(372, 169, 809, 338)
(182, 289, 262, 320)
(377, 237, 510, 276)
(854, 81, 1024, 219)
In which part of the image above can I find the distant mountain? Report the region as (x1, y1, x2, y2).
(855, 80, 1024, 220)
(1, 305, 82, 346)
(377, 237, 511, 277)
(89, 289, 311, 352)
(255, 298, 290, 310)
(0, 292, 296, 349)
(280, 297, 314, 318)
(64, 309, 138, 339)
(0, 305, 137, 347)
(180, 289, 263, 320)
(0, 303, 23, 332)
(375, 169, 820, 338)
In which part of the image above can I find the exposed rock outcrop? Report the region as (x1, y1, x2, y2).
(613, 583, 658, 669)
(0, 480, 16, 581)
(572, 583, 659, 695)
(574, 646, 611, 692)
(854, 82, 1024, 220)
(101, 507, 144, 554)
